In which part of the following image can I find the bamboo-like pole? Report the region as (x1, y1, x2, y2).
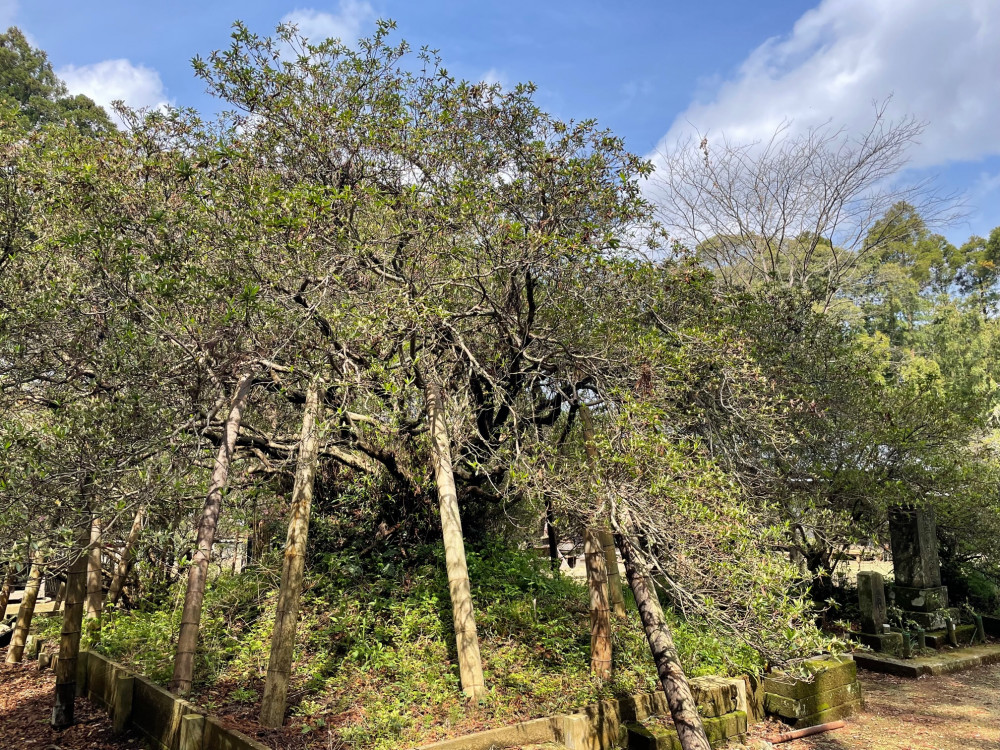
(260, 378, 323, 727)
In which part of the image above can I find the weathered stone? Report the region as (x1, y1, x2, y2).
(179, 715, 205, 750)
(689, 675, 740, 718)
(625, 721, 672, 750)
(112, 675, 134, 734)
(921, 624, 976, 649)
(855, 631, 903, 656)
(573, 702, 620, 750)
(858, 571, 887, 634)
(131, 674, 200, 750)
(629, 691, 669, 721)
(853, 643, 1000, 678)
(894, 585, 949, 612)
(204, 715, 273, 750)
(763, 655, 857, 700)
(742, 674, 765, 723)
(764, 681, 862, 720)
(888, 506, 942, 589)
(25, 635, 44, 659)
(903, 608, 960, 632)
(789, 698, 863, 729)
(415, 717, 558, 750)
(562, 713, 604, 750)
(624, 711, 747, 750)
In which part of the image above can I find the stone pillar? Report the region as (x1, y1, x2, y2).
(888, 506, 955, 631)
(857, 571, 887, 634)
(888, 506, 942, 589)
(856, 571, 902, 654)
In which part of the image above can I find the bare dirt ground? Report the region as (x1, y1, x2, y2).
(0, 654, 141, 749)
(751, 663, 1000, 750)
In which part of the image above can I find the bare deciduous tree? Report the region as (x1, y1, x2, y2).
(652, 102, 952, 310)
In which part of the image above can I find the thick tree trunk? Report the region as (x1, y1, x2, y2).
(424, 381, 486, 700)
(0, 566, 13, 616)
(616, 536, 710, 750)
(578, 402, 626, 617)
(107, 505, 146, 606)
(584, 528, 612, 679)
(85, 517, 102, 622)
(6, 553, 43, 663)
(51, 518, 90, 728)
(260, 379, 323, 728)
(170, 373, 254, 694)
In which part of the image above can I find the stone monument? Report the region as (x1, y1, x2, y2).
(856, 570, 901, 654)
(888, 506, 957, 631)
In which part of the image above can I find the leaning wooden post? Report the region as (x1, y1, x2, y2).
(584, 528, 612, 679)
(424, 381, 486, 700)
(107, 505, 146, 606)
(170, 373, 255, 694)
(6, 552, 44, 664)
(577, 397, 620, 680)
(85, 516, 103, 633)
(52, 515, 91, 727)
(579, 402, 626, 615)
(616, 535, 710, 750)
(260, 378, 323, 727)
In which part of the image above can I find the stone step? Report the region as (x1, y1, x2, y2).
(923, 624, 977, 649)
(854, 643, 1000, 677)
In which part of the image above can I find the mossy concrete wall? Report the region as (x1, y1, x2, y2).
(73, 650, 269, 750)
(763, 655, 863, 729)
(624, 710, 748, 750)
(414, 675, 756, 750)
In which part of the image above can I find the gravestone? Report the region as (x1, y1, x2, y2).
(888, 506, 957, 632)
(888, 506, 942, 589)
(857, 571, 887, 633)
(855, 571, 901, 654)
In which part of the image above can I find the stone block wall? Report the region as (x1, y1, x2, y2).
(620, 676, 750, 750)
(763, 655, 863, 729)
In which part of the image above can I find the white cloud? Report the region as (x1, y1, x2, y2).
(481, 68, 506, 87)
(281, 1, 374, 45)
(58, 59, 170, 120)
(656, 0, 1000, 169)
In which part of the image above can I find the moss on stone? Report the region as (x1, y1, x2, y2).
(765, 681, 862, 719)
(764, 655, 857, 699)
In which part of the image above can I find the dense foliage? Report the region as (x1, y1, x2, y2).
(2, 20, 1000, 749)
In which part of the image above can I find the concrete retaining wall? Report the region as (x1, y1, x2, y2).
(30, 642, 773, 750)
(413, 675, 759, 750)
(74, 649, 269, 750)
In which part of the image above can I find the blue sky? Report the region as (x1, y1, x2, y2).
(6, 0, 1000, 243)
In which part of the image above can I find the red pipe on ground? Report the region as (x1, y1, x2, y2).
(767, 719, 846, 744)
